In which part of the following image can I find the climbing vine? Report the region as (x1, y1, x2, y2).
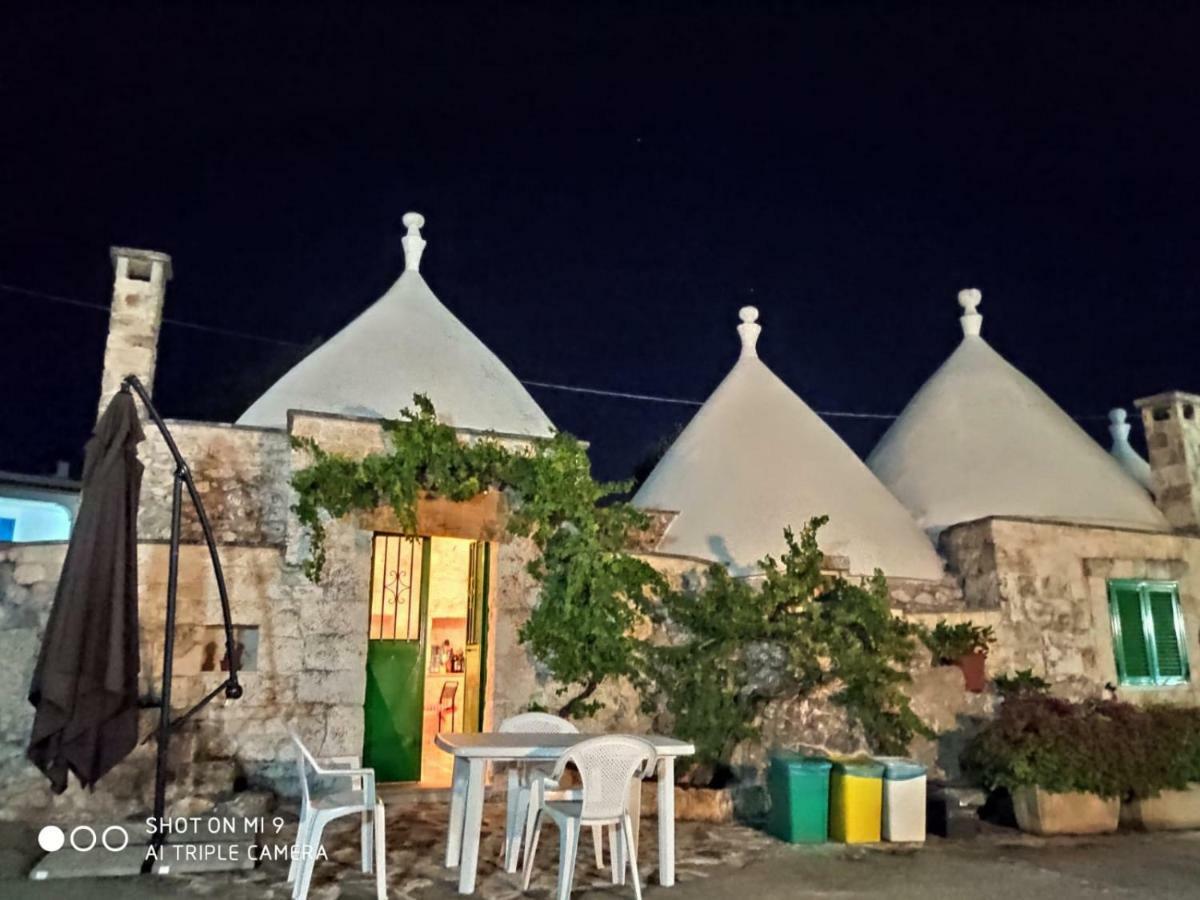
(291, 396, 928, 752)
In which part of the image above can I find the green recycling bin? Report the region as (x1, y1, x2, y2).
(766, 753, 833, 843)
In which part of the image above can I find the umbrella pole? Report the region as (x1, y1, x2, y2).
(146, 469, 184, 869)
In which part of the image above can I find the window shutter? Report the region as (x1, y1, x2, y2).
(1113, 585, 1152, 680)
(1147, 589, 1187, 679)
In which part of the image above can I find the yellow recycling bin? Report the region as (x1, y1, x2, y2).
(829, 758, 885, 843)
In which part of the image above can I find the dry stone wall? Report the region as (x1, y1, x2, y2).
(0, 542, 189, 822)
(0, 536, 369, 821)
(139, 420, 291, 546)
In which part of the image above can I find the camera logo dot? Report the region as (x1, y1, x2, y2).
(37, 826, 65, 853)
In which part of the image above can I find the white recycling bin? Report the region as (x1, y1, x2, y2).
(876, 757, 927, 842)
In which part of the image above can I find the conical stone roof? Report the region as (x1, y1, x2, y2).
(867, 290, 1167, 534)
(237, 213, 554, 437)
(633, 307, 945, 580)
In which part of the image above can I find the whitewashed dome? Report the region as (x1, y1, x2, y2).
(237, 213, 554, 437)
(633, 307, 945, 580)
(867, 290, 1168, 534)
(1108, 407, 1154, 493)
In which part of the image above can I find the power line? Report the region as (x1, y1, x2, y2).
(520, 379, 702, 408)
(0, 282, 307, 348)
(520, 378, 899, 419)
(0, 279, 1114, 423)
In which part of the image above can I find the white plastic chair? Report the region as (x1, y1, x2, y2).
(498, 713, 606, 874)
(521, 735, 657, 900)
(287, 729, 387, 900)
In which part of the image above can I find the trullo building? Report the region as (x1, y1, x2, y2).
(633, 306, 945, 581)
(867, 289, 1168, 535)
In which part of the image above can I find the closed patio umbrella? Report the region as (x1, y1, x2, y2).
(27, 387, 144, 792)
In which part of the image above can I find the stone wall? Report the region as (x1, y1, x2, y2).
(0, 536, 368, 821)
(0, 543, 65, 820)
(941, 516, 1200, 704)
(139, 420, 291, 546)
(0, 542, 186, 823)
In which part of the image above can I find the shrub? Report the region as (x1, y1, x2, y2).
(921, 620, 995, 664)
(644, 518, 930, 774)
(963, 696, 1200, 799)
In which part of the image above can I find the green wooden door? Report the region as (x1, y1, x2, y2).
(363, 535, 430, 782)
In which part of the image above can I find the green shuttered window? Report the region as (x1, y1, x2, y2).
(1108, 579, 1190, 686)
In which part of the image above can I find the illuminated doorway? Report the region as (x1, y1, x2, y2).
(362, 533, 489, 785)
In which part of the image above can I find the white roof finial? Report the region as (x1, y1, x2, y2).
(402, 212, 427, 272)
(958, 288, 983, 337)
(1108, 407, 1130, 439)
(1108, 407, 1155, 492)
(737, 306, 761, 358)
(1104, 408, 1132, 451)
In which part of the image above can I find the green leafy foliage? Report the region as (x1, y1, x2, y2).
(519, 525, 664, 718)
(920, 619, 996, 663)
(291, 394, 657, 718)
(963, 696, 1200, 798)
(644, 519, 931, 770)
(819, 570, 930, 757)
(993, 669, 1050, 698)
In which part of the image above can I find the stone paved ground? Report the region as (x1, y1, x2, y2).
(0, 799, 775, 900)
(2, 801, 1200, 899)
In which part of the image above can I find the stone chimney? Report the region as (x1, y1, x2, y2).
(98, 247, 172, 419)
(1134, 390, 1200, 531)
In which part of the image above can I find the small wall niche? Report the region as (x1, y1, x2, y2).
(200, 625, 259, 673)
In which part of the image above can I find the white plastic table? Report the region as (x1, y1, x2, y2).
(435, 732, 695, 895)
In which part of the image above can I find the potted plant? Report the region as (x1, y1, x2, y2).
(962, 696, 1124, 835)
(1121, 705, 1200, 831)
(922, 620, 995, 692)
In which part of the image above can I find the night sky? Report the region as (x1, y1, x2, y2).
(2, 2, 1198, 483)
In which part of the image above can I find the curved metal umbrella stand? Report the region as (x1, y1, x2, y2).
(122, 375, 243, 870)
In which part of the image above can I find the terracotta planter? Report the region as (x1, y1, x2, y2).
(1121, 784, 1200, 831)
(1011, 786, 1119, 835)
(953, 650, 988, 692)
